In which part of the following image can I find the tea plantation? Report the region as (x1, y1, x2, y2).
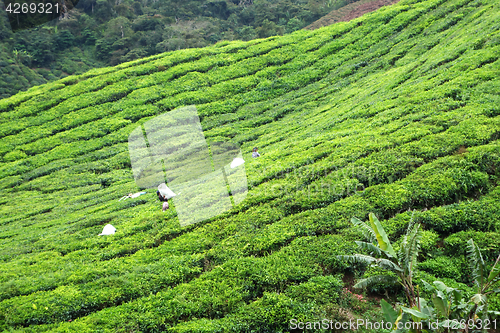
(0, 0, 499, 330)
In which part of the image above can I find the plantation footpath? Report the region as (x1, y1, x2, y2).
(1, 0, 500, 330)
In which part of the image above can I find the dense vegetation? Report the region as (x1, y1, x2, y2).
(345, 213, 500, 331)
(1, 0, 500, 330)
(0, 0, 347, 99)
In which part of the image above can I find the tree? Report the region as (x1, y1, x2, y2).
(205, 0, 230, 20)
(94, 0, 114, 22)
(255, 19, 284, 38)
(132, 2, 143, 15)
(285, 17, 304, 33)
(105, 17, 132, 38)
(95, 38, 115, 60)
(236, 25, 256, 41)
(80, 29, 97, 45)
(55, 30, 75, 50)
(26, 34, 55, 65)
(338, 212, 422, 308)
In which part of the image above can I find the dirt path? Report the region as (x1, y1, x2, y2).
(304, 0, 400, 30)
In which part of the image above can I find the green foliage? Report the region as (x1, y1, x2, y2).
(381, 243, 500, 332)
(419, 230, 440, 254)
(444, 230, 500, 261)
(1, 0, 500, 330)
(339, 213, 422, 307)
(419, 256, 465, 280)
(0, 0, 336, 98)
(54, 31, 75, 51)
(286, 275, 343, 305)
(466, 239, 500, 316)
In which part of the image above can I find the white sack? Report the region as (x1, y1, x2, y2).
(230, 157, 245, 169)
(158, 183, 176, 199)
(99, 224, 116, 236)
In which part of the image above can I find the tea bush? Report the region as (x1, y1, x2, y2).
(1, 0, 500, 330)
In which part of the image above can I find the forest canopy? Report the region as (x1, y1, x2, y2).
(0, 0, 356, 99)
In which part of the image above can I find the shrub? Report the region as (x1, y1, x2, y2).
(2, 149, 27, 162)
(444, 230, 500, 260)
(286, 275, 343, 305)
(418, 256, 465, 280)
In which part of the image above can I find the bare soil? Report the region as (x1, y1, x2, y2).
(304, 0, 400, 30)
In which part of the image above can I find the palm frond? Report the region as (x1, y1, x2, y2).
(397, 237, 405, 266)
(355, 241, 382, 257)
(399, 211, 416, 262)
(351, 217, 377, 243)
(467, 239, 485, 290)
(490, 273, 500, 287)
(486, 254, 500, 287)
(337, 254, 377, 266)
(406, 210, 417, 234)
(471, 293, 488, 305)
(400, 220, 421, 277)
(368, 213, 397, 257)
(399, 231, 411, 273)
(407, 223, 422, 276)
(354, 275, 398, 289)
(377, 258, 404, 273)
(347, 213, 423, 307)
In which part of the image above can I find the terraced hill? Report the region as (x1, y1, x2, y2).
(1, 0, 500, 330)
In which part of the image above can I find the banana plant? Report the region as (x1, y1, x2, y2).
(338, 212, 422, 308)
(381, 281, 468, 333)
(465, 239, 500, 332)
(382, 296, 436, 333)
(423, 280, 471, 332)
(379, 241, 500, 333)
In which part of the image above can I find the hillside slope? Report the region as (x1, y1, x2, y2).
(0, 0, 333, 100)
(1, 0, 500, 330)
(304, 0, 399, 30)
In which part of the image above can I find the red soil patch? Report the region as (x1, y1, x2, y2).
(305, 0, 400, 30)
(340, 0, 399, 21)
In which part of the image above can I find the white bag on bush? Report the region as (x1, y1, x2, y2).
(158, 183, 176, 199)
(230, 157, 245, 169)
(99, 224, 116, 236)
